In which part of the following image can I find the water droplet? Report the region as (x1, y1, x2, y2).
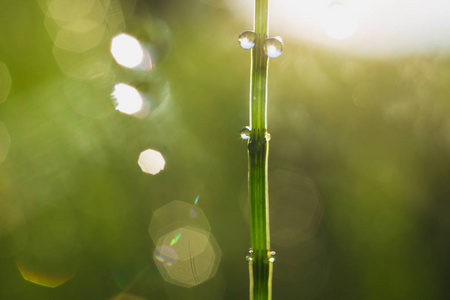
(267, 250, 276, 263)
(240, 126, 252, 140)
(245, 248, 254, 262)
(265, 132, 271, 142)
(248, 141, 261, 153)
(264, 37, 283, 58)
(239, 31, 257, 50)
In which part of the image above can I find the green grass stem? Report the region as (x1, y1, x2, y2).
(247, 0, 273, 299)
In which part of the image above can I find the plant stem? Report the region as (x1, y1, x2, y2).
(248, 0, 272, 299)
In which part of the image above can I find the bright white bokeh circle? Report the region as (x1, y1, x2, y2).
(111, 83, 143, 115)
(138, 149, 166, 175)
(110, 33, 144, 68)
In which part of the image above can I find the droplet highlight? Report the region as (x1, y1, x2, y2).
(240, 126, 252, 140)
(245, 248, 254, 262)
(263, 37, 283, 58)
(267, 250, 276, 263)
(239, 31, 257, 50)
(265, 132, 271, 142)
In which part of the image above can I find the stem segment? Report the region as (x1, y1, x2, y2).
(248, 0, 272, 299)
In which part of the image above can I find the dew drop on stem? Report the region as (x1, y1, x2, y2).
(240, 126, 252, 140)
(239, 31, 257, 50)
(267, 250, 276, 263)
(246, 248, 254, 262)
(264, 37, 283, 58)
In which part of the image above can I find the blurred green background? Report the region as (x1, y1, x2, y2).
(1, 0, 450, 299)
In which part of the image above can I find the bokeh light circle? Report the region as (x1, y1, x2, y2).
(149, 201, 211, 244)
(111, 83, 144, 115)
(111, 33, 144, 68)
(153, 227, 221, 287)
(138, 149, 165, 175)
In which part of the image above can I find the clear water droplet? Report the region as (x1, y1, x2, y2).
(246, 248, 254, 262)
(264, 37, 283, 58)
(267, 250, 276, 263)
(248, 141, 261, 153)
(239, 31, 257, 50)
(240, 126, 252, 140)
(265, 132, 271, 142)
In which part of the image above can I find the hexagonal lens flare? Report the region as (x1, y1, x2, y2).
(153, 227, 221, 287)
(148, 201, 210, 244)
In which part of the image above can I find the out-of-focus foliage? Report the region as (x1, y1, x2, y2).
(1, 0, 450, 299)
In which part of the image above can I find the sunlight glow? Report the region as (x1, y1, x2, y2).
(111, 83, 143, 115)
(322, 3, 358, 40)
(231, 0, 450, 56)
(110, 33, 144, 68)
(138, 149, 165, 175)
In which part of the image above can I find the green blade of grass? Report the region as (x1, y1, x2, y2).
(247, 0, 273, 299)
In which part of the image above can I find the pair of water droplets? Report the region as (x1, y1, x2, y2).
(246, 249, 277, 263)
(240, 126, 271, 154)
(239, 31, 283, 59)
